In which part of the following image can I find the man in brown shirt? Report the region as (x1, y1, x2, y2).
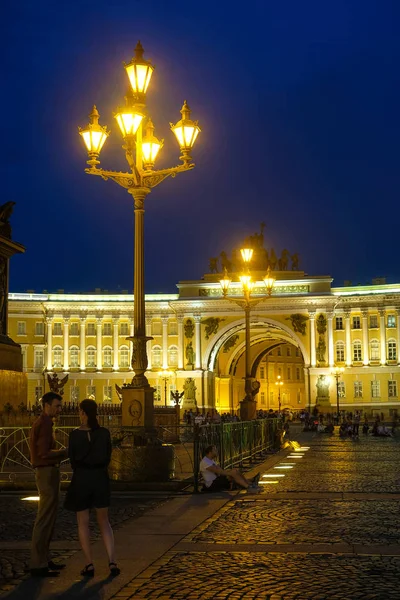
(29, 391, 67, 577)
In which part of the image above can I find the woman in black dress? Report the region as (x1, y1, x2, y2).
(65, 399, 120, 577)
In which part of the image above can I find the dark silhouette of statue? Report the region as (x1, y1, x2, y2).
(208, 257, 219, 273)
(0, 202, 15, 239)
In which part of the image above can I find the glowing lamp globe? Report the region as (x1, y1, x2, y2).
(78, 106, 109, 167)
(263, 267, 276, 296)
(114, 97, 144, 137)
(240, 248, 254, 263)
(142, 119, 163, 169)
(219, 273, 231, 296)
(124, 41, 154, 96)
(170, 101, 201, 163)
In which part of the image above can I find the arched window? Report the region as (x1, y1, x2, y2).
(388, 339, 397, 361)
(86, 346, 96, 368)
(335, 341, 345, 362)
(53, 346, 63, 368)
(353, 340, 362, 362)
(103, 346, 112, 368)
(168, 345, 178, 367)
(70, 346, 79, 368)
(120, 345, 130, 368)
(152, 345, 162, 368)
(370, 339, 380, 361)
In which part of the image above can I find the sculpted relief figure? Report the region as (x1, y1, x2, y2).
(185, 341, 195, 366)
(47, 373, 69, 396)
(183, 378, 197, 404)
(316, 375, 330, 400)
(202, 317, 225, 340)
(184, 318, 194, 339)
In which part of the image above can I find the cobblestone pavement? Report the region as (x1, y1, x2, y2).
(0, 495, 164, 594)
(110, 433, 400, 599)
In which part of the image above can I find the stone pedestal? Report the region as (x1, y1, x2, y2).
(0, 232, 26, 407)
(110, 444, 175, 482)
(240, 398, 257, 421)
(121, 385, 154, 429)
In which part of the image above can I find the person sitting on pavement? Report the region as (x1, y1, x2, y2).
(199, 446, 261, 493)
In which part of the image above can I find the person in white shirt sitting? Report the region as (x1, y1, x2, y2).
(199, 446, 261, 493)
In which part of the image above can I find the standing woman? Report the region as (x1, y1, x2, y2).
(65, 399, 120, 577)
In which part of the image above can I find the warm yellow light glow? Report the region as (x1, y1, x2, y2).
(170, 101, 201, 152)
(240, 248, 254, 263)
(239, 275, 254, 293)
(114, 110, 143, 137)
(79, 106, 110, 160)
(260, 480, 279, 484)
(158, 369, 173, 379)
(142, 119, 163, 168)
(220, 273, 232, 296)
(262, 474, 285, 478)
(274, 466, 294, 469)
(22, 496, 40, 501)
(287, 455, 303, 459)
(124, 41, 154, 95)
(299, 447, 310, 451)
(263, 267, 276, 296)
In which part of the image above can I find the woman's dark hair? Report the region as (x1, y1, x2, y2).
(80, 399, 99, 430)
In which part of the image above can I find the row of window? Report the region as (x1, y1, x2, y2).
(338, 380, 398, 398)
(335, 340, 398, 362)
(34, 345, 178, 369)
(271, 347, 301, 358)
(18, 321, 181, 337)
(336, 315, 397, 330)
(259, 366, 303, 381)
(34, 383, 177, 403)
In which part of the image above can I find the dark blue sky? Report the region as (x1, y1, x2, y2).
(2, 0, 399, 293)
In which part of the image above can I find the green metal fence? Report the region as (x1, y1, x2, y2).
(193, 418, 280, 493)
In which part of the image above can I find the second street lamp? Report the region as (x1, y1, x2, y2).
(332, 366, 345, 422)
(275, 375, 283, 413)
(220, 248, 275, 421)
(158, 370, 173, 407)
(78, 42, 200, 430)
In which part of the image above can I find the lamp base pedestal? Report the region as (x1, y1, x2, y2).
(239, 398, 257, 421)
(121, 385, 154, 429)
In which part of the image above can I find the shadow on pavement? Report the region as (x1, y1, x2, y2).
(47, 576, 113, 599)
(2, 577, 44, 600)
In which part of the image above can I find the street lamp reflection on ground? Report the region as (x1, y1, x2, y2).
(158, 370, 174, 407)
(220, 248, 275, 421)
(78, 42, 200, 429)
(275, 375, 283, 413)
(331, 366, 345, 422)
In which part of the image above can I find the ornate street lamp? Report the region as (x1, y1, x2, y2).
(331, 366, 344, 422)
(158, 369, 174, 407)
(275, 375, 283, 413)
(220, 249, 275, 420)
(78, 42, 201, 429)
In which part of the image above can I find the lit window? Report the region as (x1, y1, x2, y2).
(34, 386, 43, 402)
(168, 345, 178, 367)
(286, 347, 291, 357)
(120, 323, 129, 336)
(354, 381, 363, 398)
(86, 346, 96, 367)
(87, 385, 96, 399)
(168, 321, 178, 335)
(70, 386, 80, 403)
(296, 367, 300, 380)
(388, 380, 398, 398)
(260, 392, 265, 405)
(103, 323, 112, 336)
(287, 368, 291, 380)
(103, 347, 112, 367)
(338, 381, 346, 397)
(70, 323, 79, 336)
(53, 346, 63, 368)
(70, 346, 79, 368)
(353, 341, 362, 362)
(370, 315, 378, 328)
(152, 321, 162, 336)
(336, 341, 345, 362)
(53, 323, 62, 336)
(120, 346, 130, 368)
(35, 322, 44, 336)
(388, 315, 396, 328)
(103, 385, 112, 402)
(260, 367, 265, 379)
(388, 340, 397, 361)
(371, 380, 380, 398)
(17, 322, 26, 336)
(277, 347, 281, 356)
(370, 339, 380, 361)
(152, 345, 162, 367)
(87, 323, 96, 336)
(154, 384, 161, 401)
(34, 349, 44, 369)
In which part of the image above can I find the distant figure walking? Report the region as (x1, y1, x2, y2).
(64, 399, 120, 578)
(29, 392, 68, 577)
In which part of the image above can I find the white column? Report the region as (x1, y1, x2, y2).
(397, 309, 400, 365)
(162, 315, 168, 369)
(113, 318, 119, 371)
(177, 315, 184, 369)
(362, 309, 369, 366)
(63, 318, 69, 371)
(327, 312, 334, 367)
(194, 315, 202, 369)
(309, 311, 316, 367)
(146, 317, 152, 369)
(345, 310, 352, 367)
(80, 317, 86, 370)
(46, 317, 53, 370)
(130, 322, 134, 370)
(96, 318, 102, 370)
(379, 308, 386, 365)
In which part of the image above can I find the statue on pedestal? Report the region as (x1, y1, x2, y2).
(47, 373, 69, 396)
(185, 341, 195, 368)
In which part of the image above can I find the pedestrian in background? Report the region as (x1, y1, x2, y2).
(64, 399, 120, 578)
(29, 391, 68, 577)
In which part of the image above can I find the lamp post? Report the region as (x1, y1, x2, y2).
(275, 375, 283, 413)
(158, 370, 173, 407)
(331, 366, 344, 422)
(220, 248, 275, 420)
(78, 42, 200, 429)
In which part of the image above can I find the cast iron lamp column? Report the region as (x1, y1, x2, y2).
(158, 369, 173, 407)
(275, 375, 283, 413)
(332, 366, 344, 422)
(78, 42, 200, 429)
(220, 249, 275, 421)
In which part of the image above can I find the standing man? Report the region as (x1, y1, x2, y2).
(29, 392, 67, 577)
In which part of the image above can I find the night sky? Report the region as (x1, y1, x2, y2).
(2, 0, 399, 294)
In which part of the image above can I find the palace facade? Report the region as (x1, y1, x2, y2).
(8, 269, 400, 417)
